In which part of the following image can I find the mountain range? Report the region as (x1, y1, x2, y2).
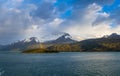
(0, 37, 40, 51)
(50, 33, 120, 52)
(0, 33, 76, 51)
(1, 33, 120, 53)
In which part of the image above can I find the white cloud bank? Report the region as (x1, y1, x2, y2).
(0, 0, 120, 44)
(62, 3, 120, 41)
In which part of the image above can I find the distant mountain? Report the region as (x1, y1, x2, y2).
(47, 33, 120, 52)
(73, 33, 120, 51)
(23, 37, 40, 44)
(0, 33, 77, 52)
(1, 33, 120, 53)
(44, 33, 77, 44)
(0, 37, 40, 51)
(41, 32, 66, 42)
(103, 33, 120, 39)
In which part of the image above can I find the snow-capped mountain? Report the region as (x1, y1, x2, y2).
(0, 37, 40, 51)
(108, 33, 120, 39)
(43, 33, 77, 44)
(23, 37, 40, 43)
(40, 32, 67, 42)
(103, 33, 120, 39)
(0, 33, 77, 51)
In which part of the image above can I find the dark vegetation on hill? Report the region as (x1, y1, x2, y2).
(46, 33, 120, 52)
(23, 48, 59, 53)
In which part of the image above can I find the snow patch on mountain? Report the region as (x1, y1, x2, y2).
(23, 37, 40, 43)
(40, 32, 66, 42)
(24, 38, 31, 42)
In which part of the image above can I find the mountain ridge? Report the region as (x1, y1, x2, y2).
(0, 37, 40, 51)
(46, 33, 120, 52)
(43, 33, 77, 44)
(1, 33, 120, 52)
(0, 33, 76, 51)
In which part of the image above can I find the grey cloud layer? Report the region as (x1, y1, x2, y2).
(0, 0, 120, 44)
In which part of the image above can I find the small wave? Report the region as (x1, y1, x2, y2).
(0, 68, 5, 76)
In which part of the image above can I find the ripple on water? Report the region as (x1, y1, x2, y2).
(0, 52, 120, 76)
(0, 68, 5, 76)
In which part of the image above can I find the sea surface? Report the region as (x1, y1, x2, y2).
(0, 52, 120, 76)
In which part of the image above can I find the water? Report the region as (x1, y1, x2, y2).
(0, 52, 120, 76)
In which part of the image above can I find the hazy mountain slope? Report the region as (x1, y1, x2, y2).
(0, 37, 40, 51)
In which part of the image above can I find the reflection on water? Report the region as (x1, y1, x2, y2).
(0, 52, 120, 76)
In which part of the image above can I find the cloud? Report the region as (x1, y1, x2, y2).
(61, 3, 119, 40)
(30, 1, 55, 20)
(0, 0, 119, 44)
(0, 0, 37, 44)
(92, 12, 110, 26)
(54, 0, 114, 14)
(49, 18, 64, 28)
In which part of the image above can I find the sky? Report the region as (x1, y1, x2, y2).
(0, 0, 120, 44)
